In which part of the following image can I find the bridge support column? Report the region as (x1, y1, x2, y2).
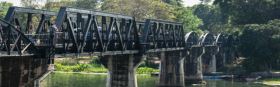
(184, 47, 204, 85)
(0, 56, 49, 87)
(100, 54, 143, 87)
(216, 48, 226, 71)
(158, 51, 184, 87)
(202, 46, 219, 74)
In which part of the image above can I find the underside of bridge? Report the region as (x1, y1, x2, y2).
(0, 6, 237, 87)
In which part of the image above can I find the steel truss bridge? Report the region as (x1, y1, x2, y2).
(0, 6, 237, 87)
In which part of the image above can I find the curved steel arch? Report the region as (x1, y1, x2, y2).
(215, 34, 227, 47)
(199, 33, 215, 46)
(185, 31, 199, 48)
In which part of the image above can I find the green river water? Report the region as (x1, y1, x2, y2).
(41, 72, 270, 87)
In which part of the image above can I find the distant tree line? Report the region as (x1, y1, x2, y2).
(197, 0, 280, 72)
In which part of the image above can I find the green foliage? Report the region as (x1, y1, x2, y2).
(89, 58, 102, 67)
(44, 0, 74, 11)
(162, 0, 183, 7)
(200, 0, 212, 4)
(74, 0, 99, 9)
(72, 64, 91, 72)
(174, 7, 202, 32)
(55, 63, 107, 73)
(193, 4, 224, 34)
(0, 2, 12, 18)
(55, 61, 159, 74)
(101, 0, 176, 21)
(58, 59, 79, 65)
(137, 67, 159, 74)
(239, 19, 280, 72)
(214, 0, 280, 25)
(21, 0, 41, 8)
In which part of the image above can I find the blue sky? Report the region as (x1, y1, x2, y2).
(0, 0, 201, 7)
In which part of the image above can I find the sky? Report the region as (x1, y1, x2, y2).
(0, 0, 201, 7)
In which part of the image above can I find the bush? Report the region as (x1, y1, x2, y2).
(137, 67, 159, 74)
(72, 64, 91, 72)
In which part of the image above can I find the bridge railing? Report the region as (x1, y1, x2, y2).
(25, 34, 52, 46)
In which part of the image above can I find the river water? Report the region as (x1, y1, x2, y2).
(41, 72, 269, 87)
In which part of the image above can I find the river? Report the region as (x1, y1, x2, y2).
(41, 72, 270, 87)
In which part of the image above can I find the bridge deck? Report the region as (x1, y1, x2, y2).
(0, 51, 34, 58)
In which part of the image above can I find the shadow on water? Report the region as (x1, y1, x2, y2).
(41, 72, 269, 87)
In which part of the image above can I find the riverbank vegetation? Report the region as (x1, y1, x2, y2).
(54, 58, 159, 74)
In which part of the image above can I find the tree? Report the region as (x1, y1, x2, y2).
(192, 5, 222, 33)
(44, 0, 100, 11)
(162, 0, 183, 7)
(73, 0, 99, 10)
(44, 0, 75, 11)
(200, 0, 212, 4)
(0, 2, 13, 18)
(101, 0, 175, 21)
(214, 0, 280, 25)
(239, 19, 280, 72)
(21, 0, 42, 8)
(174, 7, 202, 32)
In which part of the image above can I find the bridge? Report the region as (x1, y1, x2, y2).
(0, 6, 237, 87)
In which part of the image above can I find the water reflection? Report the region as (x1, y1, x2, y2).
(41, 72, 269, 87)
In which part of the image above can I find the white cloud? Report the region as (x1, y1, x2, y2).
(183, 0, 201, 7)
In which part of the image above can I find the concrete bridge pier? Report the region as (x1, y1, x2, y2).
(158, 51, 185, 87)
(202, 46, 219, 74)
(184, 47, 204, 85)
(0, 56, 49, 87)
(100, 54, 143, 87)
(216, 48, 226, 70)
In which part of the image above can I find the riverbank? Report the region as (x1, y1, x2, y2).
(54, 63, 159, 74)
(260, 78, 280, 86)
(54, 57, 160, 74)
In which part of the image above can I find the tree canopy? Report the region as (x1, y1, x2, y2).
(101, 0, 175, 20)
(239, 20, 280, 72)
(214, 0, 280, 25)
(0, 2, 12, 18)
